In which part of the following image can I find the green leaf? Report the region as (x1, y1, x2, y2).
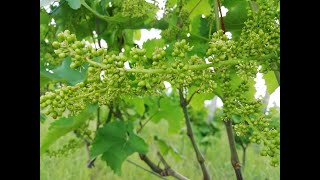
(40, 73, 51, 89)
(90, 121, 148, 175)
(155, 137, 182, 161)
(188, 87, 215, 111)
(243, 78, 256, 102)
(184, 0, 211, 20)
(122, 96, 145, 116)
(222, 0, 249, 40)
(66, 0, 81, 10)
(124, 29, 134, 46)
(40, 104, 98, 155)
(40, 10, 50, 25)
(142, 39, 165, 58)
(231, 114, 241, 123)
(187, 41, 210, 58)
(133, 30, 141, 41)
(143, 96, 160, 115)
(40, 113, 47, 123)
(151, 97, 184, 133)
(227, 72, 256, 102)
(190, 15, 210, 39)
(264, 71, 279, 94)
(132, 97, 145, 116)
(40, 58, 88, 86)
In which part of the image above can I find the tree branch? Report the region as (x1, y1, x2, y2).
(179, 89, 211, 180)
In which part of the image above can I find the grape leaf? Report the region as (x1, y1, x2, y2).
(52, 58, 89, 85)
(143, 96, 160, 115)
(188, 87, 215, 111)
(151, 97, 184, 133)
(90, 121, 148, 175)
(263, 71, 279, 94)
(40, 113, 47, 123)
(124, 29, 134, 46)
(132, 97, 145, 116)
(40, 58, 88, 86)
(231, 114, 241, 123)
(40, 10, 50, 25)
(190, 15, 210, 39)
(40, 72, 51, 89)
(229, 73, 256, 102)
(66, 0, 81, 10)
(187, 41, 210, 58)
(122, 96, 145, 116)
(142, 39, 165, 58)
(155, 136, 182, 160)
(133, 30, 141, 41)
(40, 104, 98, 155)
(184, 0, 211, 20)
(222, 0, 249, 40)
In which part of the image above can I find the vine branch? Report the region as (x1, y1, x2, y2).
(139, 153, 189, 180)
(157, 152, 189, 180)
(224, 119, 243, 180)
(179, 89, 211, 180)
(126, 159, 168, 180)
(86, 54, 275, 74)
(217, 0, 225, 33)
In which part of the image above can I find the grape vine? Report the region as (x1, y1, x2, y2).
(40, 0, 280, 179)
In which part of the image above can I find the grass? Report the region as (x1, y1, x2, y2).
(40, 119, 279, 180)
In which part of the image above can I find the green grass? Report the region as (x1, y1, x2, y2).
(40, 119, 279, 180)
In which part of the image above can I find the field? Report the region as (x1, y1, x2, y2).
(40, 118, 280, 180)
